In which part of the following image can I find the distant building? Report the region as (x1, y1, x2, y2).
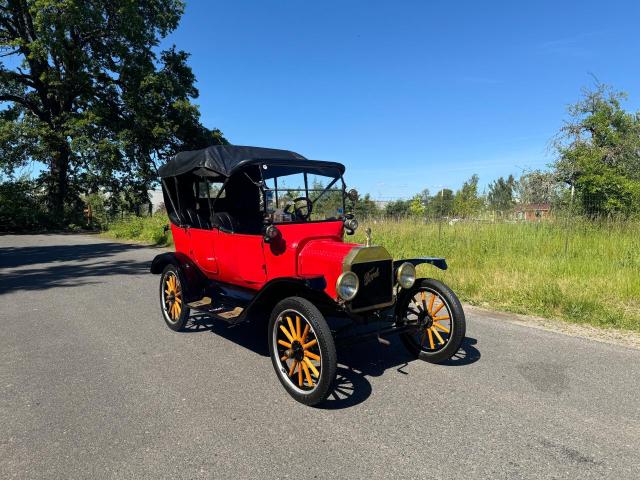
(514, 203, 551, 221)
(148, 189, 165, 214)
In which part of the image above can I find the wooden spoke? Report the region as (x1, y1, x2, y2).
(432, 327, 445, 345)
(279, 325, 294, 343)
(302, 339, 317, 349)
(433, 315, 449, 321)
(427, 328, 435, 349)
(301, 324, 310, 343)
(288, 360, 298, 377)
(432, 302, 446, 316)
(433, 322, 450, 333)
(304, 350, 320, 361)
(301, 361, 314, 386)
(286, 317, 297, 340)
(303, 357, 319, 377)
(419, 331, 427, 347)
(428, 293, 435, 315)
(174, 297, 181, 304)
(276, 312, 321, 390)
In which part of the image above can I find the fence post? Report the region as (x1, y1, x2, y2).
(563, 184, 575, 256)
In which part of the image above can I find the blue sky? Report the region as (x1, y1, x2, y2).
(160, 0, 640, 198)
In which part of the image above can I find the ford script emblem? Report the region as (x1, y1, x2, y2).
(363, 267, 380, 286)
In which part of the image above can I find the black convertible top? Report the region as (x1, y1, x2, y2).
(158, 144, 345, 178)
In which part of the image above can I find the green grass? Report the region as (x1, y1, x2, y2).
(101, 214, 173, 246)
(354, 218, 640, 332)
(103, 214, 640, 331)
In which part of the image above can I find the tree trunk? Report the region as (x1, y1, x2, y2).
(47, 141, 70, 224)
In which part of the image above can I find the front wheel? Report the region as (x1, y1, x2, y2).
(398, 278, 466, 363)
(268, 297, 337, 406)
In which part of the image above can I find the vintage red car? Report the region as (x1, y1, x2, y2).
(151, 145, 466, 405)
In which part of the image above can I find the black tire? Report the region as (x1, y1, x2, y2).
(159, 264, 191, 332)
(398, 278, 466, 363)
(268, 297, 337, 406)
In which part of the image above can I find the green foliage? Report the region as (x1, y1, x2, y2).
(0, 177, 49, 231)
(409, 188, 429, 217)
(103, 214, 172, 246)
(427, 188, 455, 218)
(554, 83, 640, 217)
(487, 175, 516, 212)
(353, 193, 380, 218)
(453, 174, 483, 218)
(384, 199, 412, 217)
(0, 0, 226, 226)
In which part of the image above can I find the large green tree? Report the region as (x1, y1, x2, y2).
(554, 83, 640, 216)
(487, 175, 515, 213)
(427, 188, 454, 218)
(453, 174, 483, 218)
(0, 0, 225, 223)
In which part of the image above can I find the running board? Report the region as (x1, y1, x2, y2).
(215, 306, 244, 320)
(187, 297, 246, 322)
(187, 297, 212, 308)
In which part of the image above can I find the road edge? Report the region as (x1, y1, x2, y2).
(464, 304, 640, 350)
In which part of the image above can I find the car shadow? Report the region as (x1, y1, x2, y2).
(186, 313, 480, 410)
(0, 239, 152, 295)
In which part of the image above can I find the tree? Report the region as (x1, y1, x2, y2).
(384, 199, 411, 218)
(409, 188, 429, 217)
(453, 174, 483, 218)
(553, 83, 640, 216)
(354, 193, 380, 218)
(427, 188, 454, 218)
(487, 175, 516, 213)
(0, 0, 226, 224)
(515, 170, 560, 205)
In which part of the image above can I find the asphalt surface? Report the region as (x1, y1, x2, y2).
(1, 234, 639, 479)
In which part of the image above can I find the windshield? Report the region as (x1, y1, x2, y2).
(261, 165, 345, 223)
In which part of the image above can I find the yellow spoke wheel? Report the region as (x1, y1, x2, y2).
(274, 310, 322, 391)
(407, 288, 453, 352)
(398, 279, 466, 363)
(159, 265, 190, 331)
(269, 297, 337, 406)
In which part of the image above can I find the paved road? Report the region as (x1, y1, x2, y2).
(1, 234, 639, 479)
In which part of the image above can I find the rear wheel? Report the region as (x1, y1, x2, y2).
(398, 278, 465, 363)
(268, 297, 337, 406)
(160, 264, 191, 331)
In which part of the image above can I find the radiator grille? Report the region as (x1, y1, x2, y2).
(349, 259, 393, 311)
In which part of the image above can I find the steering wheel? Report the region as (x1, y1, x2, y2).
(284, 196, 313, 221)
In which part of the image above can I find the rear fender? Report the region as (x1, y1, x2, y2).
(150, 252, 207, 302)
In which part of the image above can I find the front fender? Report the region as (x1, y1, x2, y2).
(242, 275, 334, 322)
(393, 257, 448, 271)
